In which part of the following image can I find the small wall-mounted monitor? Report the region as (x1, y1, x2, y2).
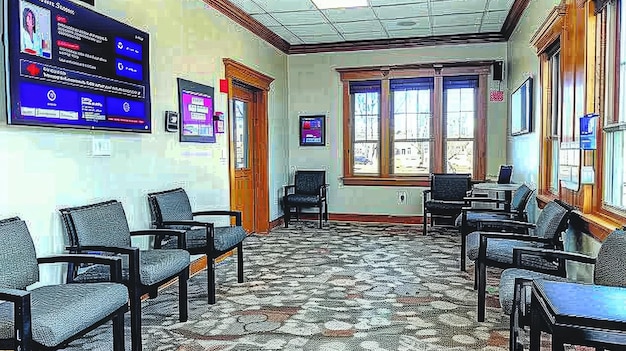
(299, 115, 325, 147)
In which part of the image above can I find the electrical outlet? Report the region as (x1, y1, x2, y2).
(397, 190, 407, 205)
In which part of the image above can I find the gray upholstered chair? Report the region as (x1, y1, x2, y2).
(422, 173, 472, 235)
(457, 184, 535, 271)
(60, 200, 190, 351)
(0, 217, 128, 351)
(502, 228, 626, 351)
(465, 200, 572, 321)
(283, 170, 329, 229)
(148, 188, 247, 305)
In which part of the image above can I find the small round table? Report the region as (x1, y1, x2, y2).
(472, 183, 520, 212)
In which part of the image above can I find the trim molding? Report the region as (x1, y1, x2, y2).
(269, 217, 284, 231)
(202, 0, 290, 53)
(288, 33, 505, 55)
(502, 0, 532, 39)
(204, 0, 532, 54)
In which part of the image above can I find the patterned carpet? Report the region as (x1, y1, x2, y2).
(64, 221, 514, 350)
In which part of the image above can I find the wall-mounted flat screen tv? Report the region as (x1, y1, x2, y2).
(4, 0, 151, 132)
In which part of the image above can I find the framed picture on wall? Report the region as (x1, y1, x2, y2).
(510, 77, 533, 136)
(299, 115, 326, 146)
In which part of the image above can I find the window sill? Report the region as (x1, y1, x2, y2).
(342, 176, 430, 187)
(537, 193, 623, 240)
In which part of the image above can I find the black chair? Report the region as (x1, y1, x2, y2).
(148, 188, 248, 305)
(457, 184, 535, 271)
(422, 173, 472, 235)
(60, 200, 190, 351)
(0, 217, 128, 351)
(283, 170, 328, 229)
(465, 200, 573, 322)
(502, 228, 626, 351)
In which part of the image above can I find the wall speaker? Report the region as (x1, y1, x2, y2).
(493, 61, 504, 81)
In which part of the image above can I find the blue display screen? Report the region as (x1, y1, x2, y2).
(5, 0, 151, 132)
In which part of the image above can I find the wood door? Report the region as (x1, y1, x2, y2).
(232, 85, 255, 232)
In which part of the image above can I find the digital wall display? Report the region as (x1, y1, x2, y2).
(299, 115, 325, 146)
(4, 0, 151, 132)
(177, 78, 215, 143)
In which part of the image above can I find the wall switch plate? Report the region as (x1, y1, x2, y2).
(397, 190, 407, 205)
(92, 137, 111, 156)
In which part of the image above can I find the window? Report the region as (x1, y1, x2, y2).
(603, 2, 626, 213)
(339, 64, 488, 186)
(444, 77, 479, 174)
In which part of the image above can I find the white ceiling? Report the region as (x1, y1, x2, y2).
(227, 0, 515, 45)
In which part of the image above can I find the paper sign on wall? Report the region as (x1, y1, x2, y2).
(490, 90, 504, 102)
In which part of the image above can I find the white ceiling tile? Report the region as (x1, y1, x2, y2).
(298, 33, 343, 44)
(266, 26, 303, 43)
(253, 0, 317, 12)
(380, 17, 430, 31)
(369, 0, 427, 6)
(286, 23, 339, 36)
(487, 0, 515, 11)
(482, 10, 508, 24)
(334, 20, 384, 33)
(270, 10, 327, 26)
(322, 7, 377, 22)
(342, 31, 389, 41)
(480, 22, 502, 32)
(251, 14, 282, 27)
(372, 3, 429, 19)
(432, 24, 480, 35)
(431, 13, 483, 27)
(228, 0, 266, 14)
(430, 0, 488, 16)
(387, 27, 432, 38)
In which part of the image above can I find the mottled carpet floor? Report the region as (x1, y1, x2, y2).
(62, 221, 519, 350)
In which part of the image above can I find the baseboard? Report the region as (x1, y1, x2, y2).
(282, 212, 423, 225)
(269, 216, 284, 231)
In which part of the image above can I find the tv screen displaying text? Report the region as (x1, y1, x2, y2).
(5, 0, 151, 132)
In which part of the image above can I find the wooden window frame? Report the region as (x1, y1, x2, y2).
(596, 1, 626, 223)
(337, 62, 489, 187)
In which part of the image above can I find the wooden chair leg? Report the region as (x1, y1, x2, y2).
(510, 280, 523, 351)
(208, 257, 216, 305)
(324, 201, 328, 221)
(179, 267, 189, 322)
(284, 203, 290, 227)
(112, 309, 125, 351)
(460, 231, 467, 271)
(237, 242, 244, 283)
(423, 212, 427, 235)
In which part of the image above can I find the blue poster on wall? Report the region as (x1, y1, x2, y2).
(580, 113, 599, 150)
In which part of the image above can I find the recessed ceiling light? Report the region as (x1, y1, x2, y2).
(312, 0, 369, 10)
(397, 20, 417, 27)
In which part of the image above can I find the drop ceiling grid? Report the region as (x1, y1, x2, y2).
(229, 0, 515, 45)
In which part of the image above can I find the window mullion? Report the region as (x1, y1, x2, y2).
(433, 76, 444, 173)
(380, 79, 391, 177)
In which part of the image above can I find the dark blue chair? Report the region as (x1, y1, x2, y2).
(283, 170, 328, 229)
(422, 173, 472, 235)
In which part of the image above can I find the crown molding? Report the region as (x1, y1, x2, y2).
(205, 0, 531, 55)
(288, 32, 505, 54)
(201, 0, 290, 53)
(502, 0, 532, 39)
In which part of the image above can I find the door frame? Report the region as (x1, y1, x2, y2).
(224, 58, 274, 234)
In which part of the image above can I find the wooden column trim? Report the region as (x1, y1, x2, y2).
(476, 74, 488, 180)
(342, 82, 352, 178)
(433, 75, 444, 172)
(380, 78, 391, 177)
(530, 1, 568, 53)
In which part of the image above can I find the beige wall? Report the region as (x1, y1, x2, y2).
(0, 0, 288, 285)
(287, 44, 508, 216)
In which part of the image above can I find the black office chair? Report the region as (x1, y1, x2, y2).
(422, 173, 472, 235)
(283, 170, 329, 229)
